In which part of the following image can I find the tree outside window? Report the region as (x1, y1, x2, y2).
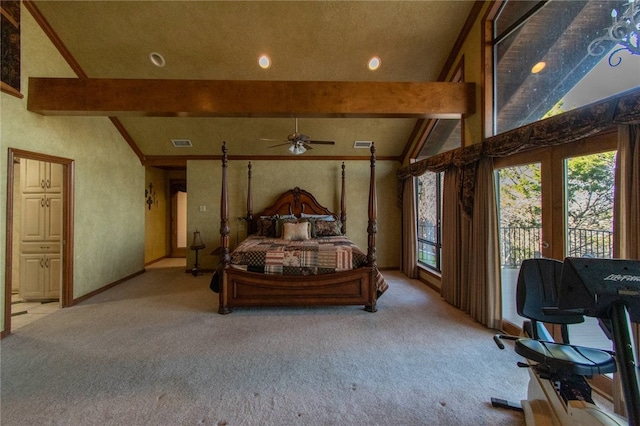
(416, 172, 443, 271)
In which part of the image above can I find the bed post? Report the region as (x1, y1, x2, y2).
(341, 162, 347, 235)
(367, 143, 377, 268)
(219, 142, 231, 314)
(364, 143, 378, 313)
(246, 161, 253, 233)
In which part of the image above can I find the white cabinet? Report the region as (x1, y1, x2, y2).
(19, 252, 61, 300)
(20, 159, 63, 193)
(20, 193, 62, 242)
(19, 159, 62, 301)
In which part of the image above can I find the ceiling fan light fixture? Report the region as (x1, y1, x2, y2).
(289, 143, 306, 155)
(258, 55, 271, 69)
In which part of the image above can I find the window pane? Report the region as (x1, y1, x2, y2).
(496, 163, 542, 328)
(564, 150, 616, 351)
(416, 172, 443, 271)
(565, 151, 615, 258)
(418, 242, 437, 269)
(417, 173, 438, 243)
(494, 0, 640, 134)
(417, 119, 461, 160)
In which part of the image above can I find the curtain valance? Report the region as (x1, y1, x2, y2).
(398, 88, 640, 217)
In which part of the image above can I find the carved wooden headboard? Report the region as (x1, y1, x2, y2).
(248, 187, 338, 234)
(244, 162, 348, 235)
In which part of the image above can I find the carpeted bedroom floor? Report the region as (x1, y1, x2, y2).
(1, 261, 530, 425)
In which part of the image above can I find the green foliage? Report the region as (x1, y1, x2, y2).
(497, 163, 541, 228)
(566, 151, 615, 230)
(497, 151, 615, 231)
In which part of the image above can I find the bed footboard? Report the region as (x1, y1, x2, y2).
(219, 267, 377, 314)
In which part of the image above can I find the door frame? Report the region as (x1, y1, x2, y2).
(3, 148, 75, 337)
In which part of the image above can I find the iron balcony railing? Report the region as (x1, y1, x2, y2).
(417, 222, 613, 268)
(417, 222, 439, 270)
(498, 226, 613, 267)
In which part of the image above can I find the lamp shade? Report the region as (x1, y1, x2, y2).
(190, 230, 205, 250)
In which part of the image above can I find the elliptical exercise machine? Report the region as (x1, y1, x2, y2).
(493, 257, 640, 426)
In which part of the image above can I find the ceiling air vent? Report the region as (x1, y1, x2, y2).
(353, 140, 373, 149)
(171, 139, 193, 148)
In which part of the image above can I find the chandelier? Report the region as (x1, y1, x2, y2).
(588, 0, 640, 66)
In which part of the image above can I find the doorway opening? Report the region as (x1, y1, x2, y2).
(170, 179, 187, 258)
(3, 149, 74, 336)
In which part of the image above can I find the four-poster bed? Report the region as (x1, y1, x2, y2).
(215, 142, 387, 314)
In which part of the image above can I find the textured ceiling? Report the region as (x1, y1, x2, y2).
(31, 0, 476, 163)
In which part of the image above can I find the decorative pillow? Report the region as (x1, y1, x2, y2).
(282, 222, 311, 241)
(298, 218, 316, 238)
(257, 215, 276, 237)
(300, 213, 335, 221)
(314, 219, 342, 236)
(276, 217, 299, 238)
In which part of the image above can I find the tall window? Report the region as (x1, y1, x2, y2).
(416, 172, 443, 272)
(493, 0, 640, 134)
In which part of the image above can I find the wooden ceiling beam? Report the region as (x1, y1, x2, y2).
(28, 78, 475, 118)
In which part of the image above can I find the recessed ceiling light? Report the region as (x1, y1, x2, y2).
(258, 55, 271, 69)
(368, 56, 381, 71)
(531, 61, 546, 74)
(149, 52, 166, 68)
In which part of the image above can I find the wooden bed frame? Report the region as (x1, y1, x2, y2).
(218, 142, 378, 314)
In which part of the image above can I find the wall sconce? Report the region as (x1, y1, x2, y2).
(145, 182, 157, 210)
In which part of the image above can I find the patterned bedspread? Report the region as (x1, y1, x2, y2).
(229, 235, 388, 296)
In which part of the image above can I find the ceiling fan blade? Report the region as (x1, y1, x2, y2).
(301, 143, 314, 150)
(308, 140, 335, 145)
(260, 138, 286, 142)
(269, 142, 292, 148)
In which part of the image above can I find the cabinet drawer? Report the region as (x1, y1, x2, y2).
(21, 242, 61, 254)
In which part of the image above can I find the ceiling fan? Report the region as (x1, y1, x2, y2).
(260, 118, 335, 155)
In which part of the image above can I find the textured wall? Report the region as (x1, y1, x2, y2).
(0, 5, 144, 330)
(187, 158, 401, 271)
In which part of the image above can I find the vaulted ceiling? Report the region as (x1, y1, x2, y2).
(28, 1, 479, 165)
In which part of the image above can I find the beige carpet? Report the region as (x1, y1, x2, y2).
(1, 265, 528, 425)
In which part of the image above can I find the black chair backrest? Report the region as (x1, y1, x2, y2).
(516, 258, 585, 326)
